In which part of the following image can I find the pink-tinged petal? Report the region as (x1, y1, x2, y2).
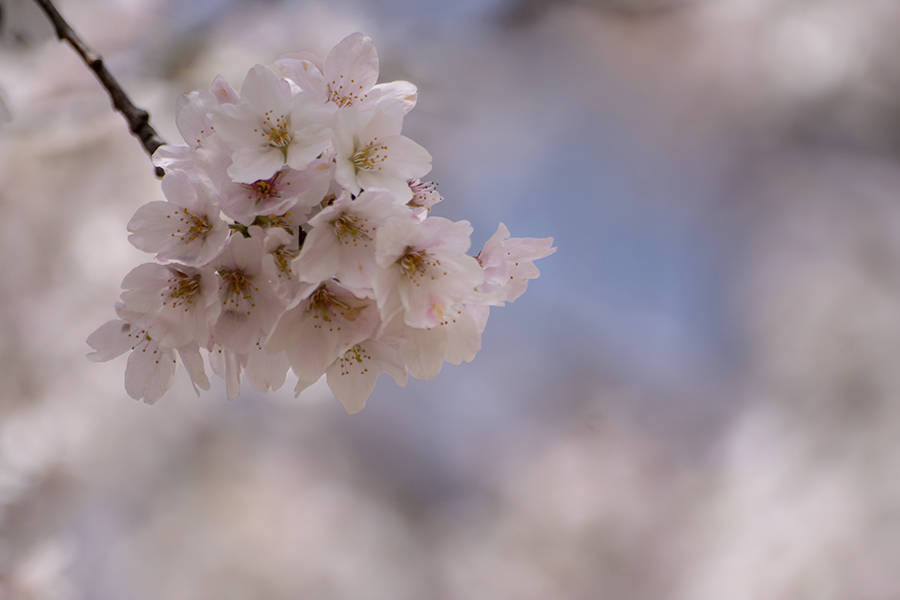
(375, 216, 420, 267)
(267, 282, 379, 381)
(442, 305, 480, 365)
(293, 375, 321, 397)
(325, 339, 407, 414)
(211, 75, 239, 105)
(361, 106, 403, 140)
(465, 302, 490, 333)
(120, 263, 220, 349)
(245, 343, 290, 393)
(293, 224, 341, 285)
(175, 89, 218, 148)
(211, 103, 268, 149)
(240, 65, 292, 115)
(421, 217, 473, 254)
(373, 80, 418, 114)
(227, 146, 286, 184)
(401, 325, 446, 380)
(326, 352, 376, 414)
(372, 265, 404, 325)
(277, 56, 328, 97)
(177, 343, 211, 393)
(323, 33, 379, 108)
(284, 120, 332, 172)
(334, 157, 361, 195)
(124, 338, 177, 404)
(152, 144, 193, 174)
(86, 319, 135, 362)
(209, 346, 245, 400)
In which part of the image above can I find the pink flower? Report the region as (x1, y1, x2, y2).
(211, 65, 333, 183)
(374, 216, 484, 329)
(127, 171, 229, 267)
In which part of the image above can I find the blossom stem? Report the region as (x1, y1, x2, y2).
(31, 0, 167, 177)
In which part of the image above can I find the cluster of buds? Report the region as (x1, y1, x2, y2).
(87, 33, 555, 413)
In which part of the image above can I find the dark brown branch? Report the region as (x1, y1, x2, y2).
(31, 0, 166, 177)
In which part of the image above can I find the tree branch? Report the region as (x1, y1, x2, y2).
(31, 0, 166, 177)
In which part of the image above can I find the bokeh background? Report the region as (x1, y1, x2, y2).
(2, 0, 900, 597)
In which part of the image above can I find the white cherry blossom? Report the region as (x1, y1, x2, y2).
(211, 65, 332, 183)
(292, 190, 402, 294)
(117, 262, 220, 348)
(86, 318, 210, 404)
(277, 32, 417, 115)
(325, 339, 408, 414)
(373, 216, 484, 329)
(476, 222, 557, 304)
(266, 279, 379, 385)
(210, 229, 285, 354)
(332, 105, 432, 202)
(127, 171, 229, 267)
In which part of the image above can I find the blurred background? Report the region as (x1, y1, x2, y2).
(2, 0, 900, 597)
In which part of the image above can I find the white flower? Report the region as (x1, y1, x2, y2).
(117, 262, 220, 348)
(86, 318, 210, 404)
(214, 153, 333, 226)
(127, 170, 229, 267)
(292, 190, 402, 295)
(153, 77, 239, 175)
(476, 223, 556, 305)
(407, 179, 442, 221)
(379, 303, 481, 381)
(211, 65, 333, 184)
(266, 279, 379, 387)
(210, 229, 285, 354)
(277, 32, 418, 114)
(209, 341, 291, 400)
(373, 216, 484, 329)
(332, 106, 432, 202)
(325, 339, 407, 414)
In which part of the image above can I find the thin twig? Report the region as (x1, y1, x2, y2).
(31, 0, 166, 177)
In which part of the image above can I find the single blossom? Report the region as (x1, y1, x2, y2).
(210, 229, 285, 354)
(325, 339, 408, 414)
(86, 317, 210, 403)
(209, 341, 291, 400)
(407, 179, 442, 221)
(127, 170, 229, 267)
(277, 32, 418, 115)
(476, 222, 557, 305)
(373, 216, 484, 329)
(266, 279, 379, 387)
(332, 105, 432, 202)
(212, 65, 333, 183)
(117, 262, 220, 348)
(292, 190, 402, 295)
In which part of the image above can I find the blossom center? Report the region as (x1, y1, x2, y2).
(165, 271, 202, 309)
(174, 208, 211, 244)
(337, 344, 371, 376)
(308, 286, 365, 323)
(399, 249, 433, 279)
(246, 172, 284, 204)
(351, 140, 388, 172)
(272, 245, 297, 278)
(218, 268, 256, 315)
(327, 76, 367, 107)
(261, 110, 292, 150)
(332, 215, 371, 244)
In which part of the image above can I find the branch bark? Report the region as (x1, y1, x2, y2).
(31, 0, 167, 177)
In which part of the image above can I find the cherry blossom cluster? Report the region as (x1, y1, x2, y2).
(87, 33, 555, 413)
